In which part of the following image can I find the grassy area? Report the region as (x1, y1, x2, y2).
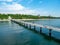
(0, 14, 60, 19)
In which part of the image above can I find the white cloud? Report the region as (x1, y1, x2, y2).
(0, 2, 38, 15)
(0, 1, 48, 15)
(0, 2, 25, 11)
(6, 3, 24, 11)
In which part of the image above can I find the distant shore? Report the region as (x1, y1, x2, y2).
(0, 19, 9, 21)
(0, 19, 59, 21)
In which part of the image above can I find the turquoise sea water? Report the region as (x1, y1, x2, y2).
(0, 20, 60, 45)
(25, 19, 60, 27)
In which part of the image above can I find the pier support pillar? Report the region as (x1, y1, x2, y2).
(20, 22, 22, 25)
(29, 24, 31, 29)
(34, 25, 36, 31)
(24, 23, 25, 27)
(40, 27, 42, 33)
(22, 23, 24, 26)
(26, 24, 28, 28)
(49, 29, 52, 38)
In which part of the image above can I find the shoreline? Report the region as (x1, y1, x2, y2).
(12, 19, 60, 21)
(0, 19, 60, 21)
(0, 19, 9, 21)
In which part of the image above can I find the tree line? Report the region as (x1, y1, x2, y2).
(0, 14, 60, 19)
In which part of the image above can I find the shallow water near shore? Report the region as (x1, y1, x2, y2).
(0, 20, 60, 45)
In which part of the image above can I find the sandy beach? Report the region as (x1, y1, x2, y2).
(0, 19, 9, 21)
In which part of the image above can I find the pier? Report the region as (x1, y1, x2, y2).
(11, 19, 60, 41)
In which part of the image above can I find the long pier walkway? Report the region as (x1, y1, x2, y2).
(11, 19, 60, 41)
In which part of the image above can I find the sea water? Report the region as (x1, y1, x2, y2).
(0, 20, 60, 45)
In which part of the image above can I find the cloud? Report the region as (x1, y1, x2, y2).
(0, 0, 46, 15)
(0, 2, 25, 11)
(0, 2, 38, 15)
(6, 3, 24, 11)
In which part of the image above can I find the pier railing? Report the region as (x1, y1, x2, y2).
(11, 19, 60, 41)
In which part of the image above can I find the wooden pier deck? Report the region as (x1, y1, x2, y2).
(11, 19, 60, 41)
(11, 19, 60, 32)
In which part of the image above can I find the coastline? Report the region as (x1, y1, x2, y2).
(12, 19, 60, 21)
(0, 19, 60, 21)
(0, 19, 9, 21)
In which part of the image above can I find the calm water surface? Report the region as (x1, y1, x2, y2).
(25, 19, 60, 39)
(25, 19, 60, 27)
(0, 20, 60, 45)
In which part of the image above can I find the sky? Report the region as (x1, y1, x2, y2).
(0, 0, 60, 16)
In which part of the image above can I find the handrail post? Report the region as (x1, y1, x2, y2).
(34, 25, 36, 31)
(49, 29, 52, 38)
(25, 23, 27, 28)
(26, 24, 28, 28)
(40, 27, 42, 33)
(24, 23, 25, 27)
(29, 24, 31, 29)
